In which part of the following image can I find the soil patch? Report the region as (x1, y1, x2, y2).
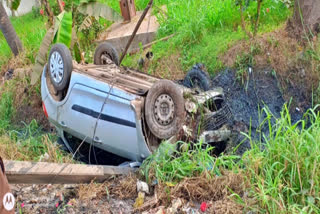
(14, 96, 51, 131)
(0, 67, 51, 131)
(220, 28, 318, 103)
(12, 84, 51, 131)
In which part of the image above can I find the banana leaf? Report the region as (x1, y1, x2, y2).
(53, 11, 73, 48)
(78, 16, 93, 32)
(11, 0, 20, 10)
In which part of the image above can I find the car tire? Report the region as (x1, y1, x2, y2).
(94, 42, 119, 66)
(183, 63, 212, 91)
(48, 43, 73, 92)
(145, 80, 185, 140)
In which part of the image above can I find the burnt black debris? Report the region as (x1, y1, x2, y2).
(212, 68, 309, 154)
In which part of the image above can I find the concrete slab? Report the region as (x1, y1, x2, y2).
(96, 9, 160, 54)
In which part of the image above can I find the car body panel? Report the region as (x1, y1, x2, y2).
(41, 65, 151, 161)
(41, 63, 231, 162)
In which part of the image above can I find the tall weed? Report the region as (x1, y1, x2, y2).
(141, 141, 239, 183)
(0, 92, 14, 131)
(243, 106, 320, 213)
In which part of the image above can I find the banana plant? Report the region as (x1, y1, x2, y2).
(31, 0, 122, 84)
(5, 0, 21, 11)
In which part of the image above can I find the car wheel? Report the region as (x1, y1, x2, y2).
(145, 80, 185, 140)
(48, 43, 73, 92)
(183, 63, 212, 91)
(94, 42, 119, 66)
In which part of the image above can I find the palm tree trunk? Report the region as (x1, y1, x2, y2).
(0, 2, 23, 56)
(288, 0, 320, 40)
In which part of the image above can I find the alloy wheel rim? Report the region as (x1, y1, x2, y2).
(50, 51, 64, 84)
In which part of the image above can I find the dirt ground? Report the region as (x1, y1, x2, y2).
(11, 172, 245, 214)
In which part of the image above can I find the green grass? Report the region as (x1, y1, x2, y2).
(240, 106, 320, 213)
(0, 90, 14, 131)
(0, 78, 72, 163)
(0, 12, 47, 69)
(0, 119, 73, 163)
(141, 140, 239, 183)
(141, 106, 320, 213)
(120, 0, 291, 74)
(0, 0, 291, 73)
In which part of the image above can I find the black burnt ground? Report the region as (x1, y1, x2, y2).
(212, 68, 309, 154)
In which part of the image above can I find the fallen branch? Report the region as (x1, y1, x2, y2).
(4, 160, 135, 184)
(130, 34, 175, 55)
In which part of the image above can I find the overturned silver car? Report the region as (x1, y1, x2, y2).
(41, 43, 232, 162)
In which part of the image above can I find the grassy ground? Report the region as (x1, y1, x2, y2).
(0, 0, 291, 73)
(141, 106, 320, 213)
(0, 12, 47, 70)
(122, 0, 292, 74)
(0, 78, 72, 163)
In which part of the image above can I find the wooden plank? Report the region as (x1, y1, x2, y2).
(130, 34, 175, 55)
(4, 160, 135, 184)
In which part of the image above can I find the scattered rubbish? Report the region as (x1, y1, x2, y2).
(134, 192, 145, 209)
(151, 179, 158, 186)
(4, 69, 14, 80)
(119, 161, 141, 168)
(167, 198, 183, 213)
(155, 207, 165, 214)
(172, 198, 183, 210)
(200, 202, 208, 212)
(146, 51, 154, 60)
(137, 180, 149, 194)
(138, 57, 145, 67)
(165, 182, 175, 187)
(39, 152, 49, 162)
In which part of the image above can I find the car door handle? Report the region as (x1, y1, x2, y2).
(60, 121, 67, 127)
(94, 136, 103, 143)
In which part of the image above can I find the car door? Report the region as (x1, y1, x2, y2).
(93, 87, 140, 161)
(57, 83, 106, 144)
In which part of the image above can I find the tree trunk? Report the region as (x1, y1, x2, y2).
(41, 0, 54, 25)
(56, 0, 63, 12)
(0, 3, 23, 56)
(289, 0, 320, 39)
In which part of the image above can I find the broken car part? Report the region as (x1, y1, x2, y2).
(94, 42, 120, 66)
(183, 63, 212, 91)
